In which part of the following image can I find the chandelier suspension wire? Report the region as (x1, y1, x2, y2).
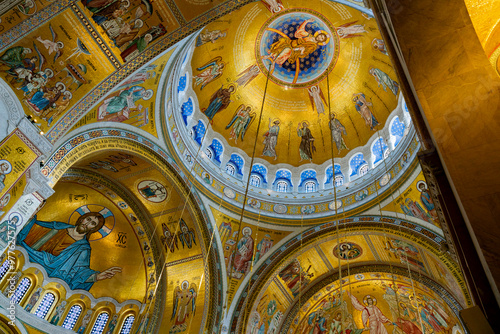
(230, 60, 273, 330)
(376, 128, 425, 333)
(137, 67, 222, 327)
(372, 132, 404, 327)
(326, 65, 344, 333)
(188, 181, 227, 333)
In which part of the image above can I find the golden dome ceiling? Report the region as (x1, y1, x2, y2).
(0, 0, 477, 333)
(190, 0, 400, 167)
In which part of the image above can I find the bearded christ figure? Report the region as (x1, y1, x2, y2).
(262, 18, 329, 74)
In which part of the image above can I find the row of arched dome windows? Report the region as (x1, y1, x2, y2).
(182, 111, 407, 192)
(0, 259, 136, 333)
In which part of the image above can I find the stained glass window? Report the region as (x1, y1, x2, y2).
(0, 259, 10, 281)
(90, 312, 110, 334)
(304, 181, 316, 193)
(225, 164, 236, 176)
(62, 305, 83, 330)
(11, 277, 31, 304)
(119, 315, 136, 334)
(34, 292, 55, 319)
(250, 175, 260, 187)
(334, 175, 344, 187)
(277, 180, 288, 192)
(205, 148, 213, 159)
(359, 164, 369, 176)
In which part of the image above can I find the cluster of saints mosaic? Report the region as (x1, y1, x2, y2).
(284, 276, 462, 334)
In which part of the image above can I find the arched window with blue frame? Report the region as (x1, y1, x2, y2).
(206, 139, 223, 166)
(389, 116, 406, 148)
(273, 169, 293, 193)
(62, 305, 83, 330)
(177, 73, 187, 93)
(349, 153, 369, 179)
(34, 292, 56, 319)
(250, 164, 268, 188)
(119, 315, 136, 334)
(90, 312, 110, 334)
(225, 154, 244, 179)
(325, 165, 344, 188)
(299, 169, 318, 193)
(181, 98, 194, 125)
(11, 277, 31, 304)
(192, 120, 206, 145)
(371, 137, 389, 167)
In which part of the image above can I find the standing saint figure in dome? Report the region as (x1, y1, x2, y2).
(329, 113, 349, 154)
(261, 18, 329, 74)
(353, 93, 379, 131)
(201, 85, 235, 122)
(297, 121, 316, 162)
(262, 118, 280, 160)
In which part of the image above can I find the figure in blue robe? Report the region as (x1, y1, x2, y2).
(201, 85, 234, 121)
(104, 85, 148, 115)
(16, 214, 121, 291)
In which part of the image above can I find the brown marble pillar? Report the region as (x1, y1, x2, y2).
(369, 0, 500, 330)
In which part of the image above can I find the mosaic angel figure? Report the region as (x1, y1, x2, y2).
(369, 67, 399, 96)
(236, 64, 260, 87)
(308, 85, 327, 115)
(170, 281, 197, 333)
(336, 21, 367, 38)
(226, 104, 255, 143)
(193, 56, 225, 90)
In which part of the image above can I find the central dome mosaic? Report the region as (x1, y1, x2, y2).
(183, 0, 402, 169)
(256, 9, 340, 87)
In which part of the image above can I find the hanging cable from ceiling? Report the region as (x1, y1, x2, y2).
(228, 44, 273, 333)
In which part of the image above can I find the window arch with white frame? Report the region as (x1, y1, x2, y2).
(0, 258, 10, 282)
(273, 169, 293, 193)
(276, 180, 288, 193)
(205, 147, 213, 160)
(358, 164, 369, 176)
(304, 180, 316, 193)
(250, 174, 261, 187)
(225, 163, 236, 176)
